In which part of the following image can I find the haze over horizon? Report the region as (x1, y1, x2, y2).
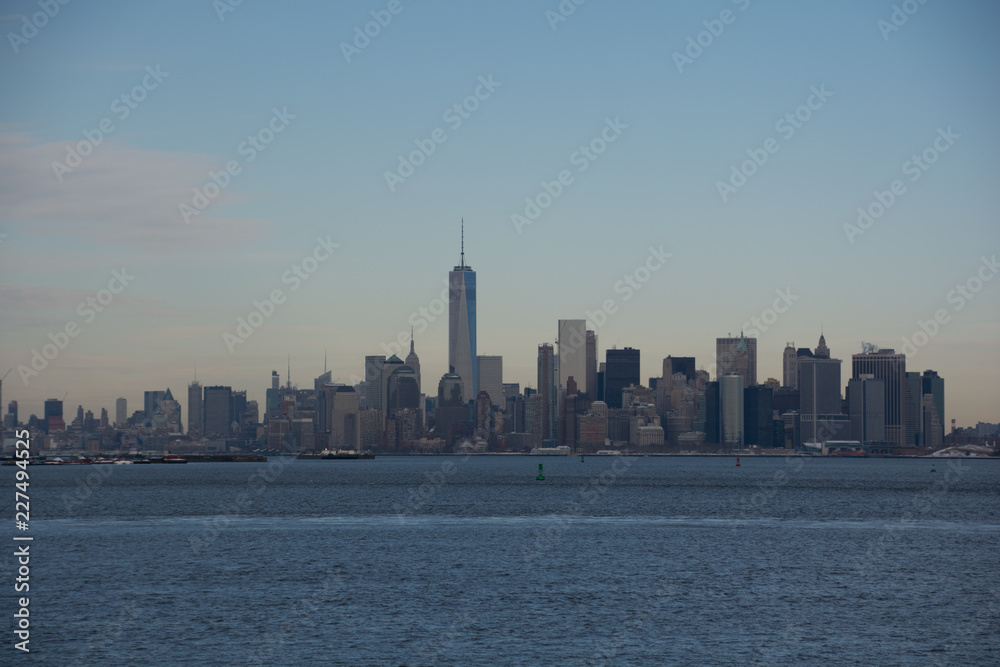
(1, 0, 998, 426)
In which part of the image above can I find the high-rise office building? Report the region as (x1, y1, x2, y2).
(744, 385, 774, 448)
(43, 398, 64, 434)
(405, 330, 421, 395)
(436, 373, 467, 446)
(231, 390, 248, 427)
(799, 357, 843, 443)
(716, 334, 757, 388)
(387, 365, 420, 419)
(144, 390, 165, 420)
(265, 370, 280, 422)
(848, 377, 885, 443)
(719, 374, 744, 447)
(815, 333, 830, 359)
(327, 385, 360, 449)
(365, 355, 386, 411)
(449, 221, 477, 400)
(905, 372, 923, 447)
(605, 347, 640, 409)
(381, 355, 404, 418)
(783, 343, 798, 388)
(557, 319, 587, 394)
(203, 385, 233, 436)
(585, 330, 597, 398)
(852, 348, 906, 447)
(501, 383, 520, 404)
(477, 355, 503, 408)
(537, 344, 556, 442)
(662, 356, 696, 384)
(922, 370, 945, 445)
(188, 381, 203, 435)
(115, 397, 127, 427)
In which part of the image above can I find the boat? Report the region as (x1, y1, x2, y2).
(113, 458, 133, 464)
(162, 455, 188, 464)
(93, 458, 115, 464)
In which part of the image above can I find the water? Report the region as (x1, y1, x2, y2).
(4, 455, 999, 665)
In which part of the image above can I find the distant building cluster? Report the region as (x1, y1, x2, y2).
(0, 226, 992, 457)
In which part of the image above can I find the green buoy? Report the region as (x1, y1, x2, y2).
(931, 463, 936, 473)
(580, 455, 584, 463)
(536, 463, 545, 481)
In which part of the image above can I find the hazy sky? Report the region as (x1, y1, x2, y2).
(1, 0, 998, 427)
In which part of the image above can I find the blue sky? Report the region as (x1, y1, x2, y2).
(1, 0, 998, 426)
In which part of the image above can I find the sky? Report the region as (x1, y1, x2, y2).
(0, 0, 998, 427)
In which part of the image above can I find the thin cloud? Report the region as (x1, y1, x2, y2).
(0, 130, 271, 251)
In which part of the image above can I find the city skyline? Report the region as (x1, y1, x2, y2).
(1, 1, 998, 426)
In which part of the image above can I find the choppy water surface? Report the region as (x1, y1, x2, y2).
(4, 455, 999, 665)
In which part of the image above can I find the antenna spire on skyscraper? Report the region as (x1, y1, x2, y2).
(461, 217, 465, 268)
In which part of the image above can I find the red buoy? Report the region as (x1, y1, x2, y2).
(736, 456, 741, 467)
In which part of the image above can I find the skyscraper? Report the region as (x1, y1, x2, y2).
(744, 385, 774, 448)
(849, 376, 885, 443)
(815, 333, 830, 359)
(720, 374, 744, 447)
(605, 347, 640, 409)
(852, 348, 906, 447)
(782, 342, 798, 388)
(381, 355, 404, 418)
(537, 343, 556, 442)
(404, 330, 421, 395)
(115, 397, 127, 427)
(716, 334, 757, 388)
(436, 373, 467, 446)
(44, 398, 63, 434)
(585, 330, 597, 398)
(203, 385, 233, 436)
(327, 385, 360, 450)
(365, 355, 386, 411)
(799, 356, 843, 443)
(477, 355, 503, 407)
(144, 390, 165, 420)
(188, 380, 203, 435)
(387, 365, 420, 418)
(905, 371, 923, 446)
(557, 319, 587, 394)
(449, 221, 477, 400)
(922, 370, 945, 445)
